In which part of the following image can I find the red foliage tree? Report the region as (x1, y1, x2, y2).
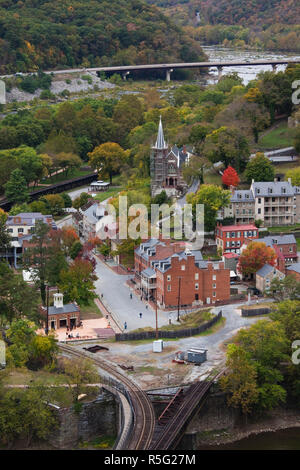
(237, 242, 277, 277)
(222, 166, 240, 187)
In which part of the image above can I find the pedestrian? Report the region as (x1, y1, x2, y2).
(101, 293, 104, 299)
(130, 293, 132, 299)
(139, 312, 142, 319)
(146, 304, 148, 309)
(124, 322, 127, 330)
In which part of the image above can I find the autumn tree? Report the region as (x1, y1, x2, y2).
(285, 167, 300, 187)
(88, 142, 128, 184)
(220, 344, 259, 415)
(244, 153, 275, 183)
(238, 241, 276, 277)
(222, 166, 240, 187)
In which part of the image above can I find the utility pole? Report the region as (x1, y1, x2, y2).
(45, 284, 49, 336)
(155, 287, 158, 340)
(177, 277, 181, 322)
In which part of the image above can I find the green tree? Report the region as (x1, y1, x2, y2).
(267, 276, 300, 302)
(285, 166, 300, 186)
(4, 169, 29, 204)
(186, 184, 231, 232)
(0, 209, 11, 253)
(245, 153, 275, 183)
(61, 357, 99, 405)
(88, 142, 128, 184)
(59, 258, 98, 305)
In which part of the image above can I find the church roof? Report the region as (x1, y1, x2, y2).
(153, 116, 167, 150)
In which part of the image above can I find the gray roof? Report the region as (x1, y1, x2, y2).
(251, 181, 294, 197)
(259, 234, 296, 246)
(169, 145, 188, 168)
(153, 116, 167, 150)
(155, 249, 207, 273)
(287, 262, 300, 274)
(231, 190, 254, 202)
(48, 303, 79, 315)
(7, 212, 56, 228)
(135, 239, 164, 260)
(141, 267, 156, 278)
(256, 264, 276, 278)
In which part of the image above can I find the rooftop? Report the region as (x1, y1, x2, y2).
(287, 262, 300, 274)
(218, 223, 257, 232)
(256, 263, 276, 278)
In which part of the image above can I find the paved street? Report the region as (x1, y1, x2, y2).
(94, 256, 171, 331)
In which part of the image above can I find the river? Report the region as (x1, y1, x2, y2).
(202, 46, 300, 84)
(197, 427, 300, 450)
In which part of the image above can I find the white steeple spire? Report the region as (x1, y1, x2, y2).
(154, 116, 167, 150)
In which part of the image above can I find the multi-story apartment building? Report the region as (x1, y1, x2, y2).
(215, 222, 258, 254)
(3, 212, 56, 267)
(134, 239, 230, 308)
(223, 179, 300, 227)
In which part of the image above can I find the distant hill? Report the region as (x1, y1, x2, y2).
(0, 0, 206, 74)
(147, 0, 300, 26)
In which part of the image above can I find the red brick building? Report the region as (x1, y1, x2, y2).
(40, 293, 80, 331)
(215, 223, 258, 254)
(134, 239, 230, 309)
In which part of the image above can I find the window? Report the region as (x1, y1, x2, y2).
(181, 265, 185, 271)
(231, 232, 235, 238)
(167, 285, 171, 292)
(226, 242, 230, 248)
(213, 291, 216, 297)
(289, 247, 293, 252)
(213, 283, 216, 288)
(258, 208, 261, 214)
(195, 273, 199, 280)
(213, 275, 216, 280)
(237, 232, 240, 238)
(7, 229, 13, 233)
(195, 283, 199, 290)
(167, 275, 171, 282)
(18, 228, 24, 233)
(258, 198, 261, 204)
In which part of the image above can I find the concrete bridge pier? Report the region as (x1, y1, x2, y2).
(0, 79, 6, 105)
(217, 66, 223, 81)
(166, 68, 173, 82)
(122, 71, 130, 81)
(272, 64, 277, 73)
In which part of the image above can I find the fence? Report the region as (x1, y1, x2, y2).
(241, 307, 271, 317)
(115, 311, 222, 341)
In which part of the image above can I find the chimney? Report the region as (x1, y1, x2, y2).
(251, 179, 254, 184)
(53, 292, 64, 309)
(288, 178, 291, 184)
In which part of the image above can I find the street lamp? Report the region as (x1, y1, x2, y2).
(177, 277, 182, 322)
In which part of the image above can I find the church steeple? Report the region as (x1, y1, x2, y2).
(154, 116, 167, 150)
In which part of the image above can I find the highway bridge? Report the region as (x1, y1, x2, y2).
(1, 58, 300, 82)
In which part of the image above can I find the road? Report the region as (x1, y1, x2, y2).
(94, 256, 171, 331)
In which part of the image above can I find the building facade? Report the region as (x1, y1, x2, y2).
(134, 239, 230, 308)
(256, 264, 285, 293)
(215, 223, 258, 254)
(40, 293, 80, 331)
(223, 179, 300, 227)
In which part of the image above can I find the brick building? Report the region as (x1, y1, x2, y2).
(242, 234, 298, 270)
(215, 223, 258, 254)
(134, 239, 230, 308)
(40, 293, 80, 331)
(286, 262, 300, 280)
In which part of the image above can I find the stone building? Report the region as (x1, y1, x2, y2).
(256, 264, 285, 293)
(150, 117, 188, 197)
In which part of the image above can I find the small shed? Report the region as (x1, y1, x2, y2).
(187, 348, 207, 364)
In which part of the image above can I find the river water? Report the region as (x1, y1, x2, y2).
(197, 427, 300, 450)
(202, 46, 300, 84)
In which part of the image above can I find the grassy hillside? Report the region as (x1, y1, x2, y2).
(0, 0, 206, 74)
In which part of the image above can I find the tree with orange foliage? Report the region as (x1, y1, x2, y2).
(222, 166, 240, 187)
(238, 242, 277, 277)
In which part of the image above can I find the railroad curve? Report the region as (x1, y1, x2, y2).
(59, 343, 155, 450)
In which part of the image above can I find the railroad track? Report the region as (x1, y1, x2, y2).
(59, 343, 155, 450)
(150, 369, 226, 450)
